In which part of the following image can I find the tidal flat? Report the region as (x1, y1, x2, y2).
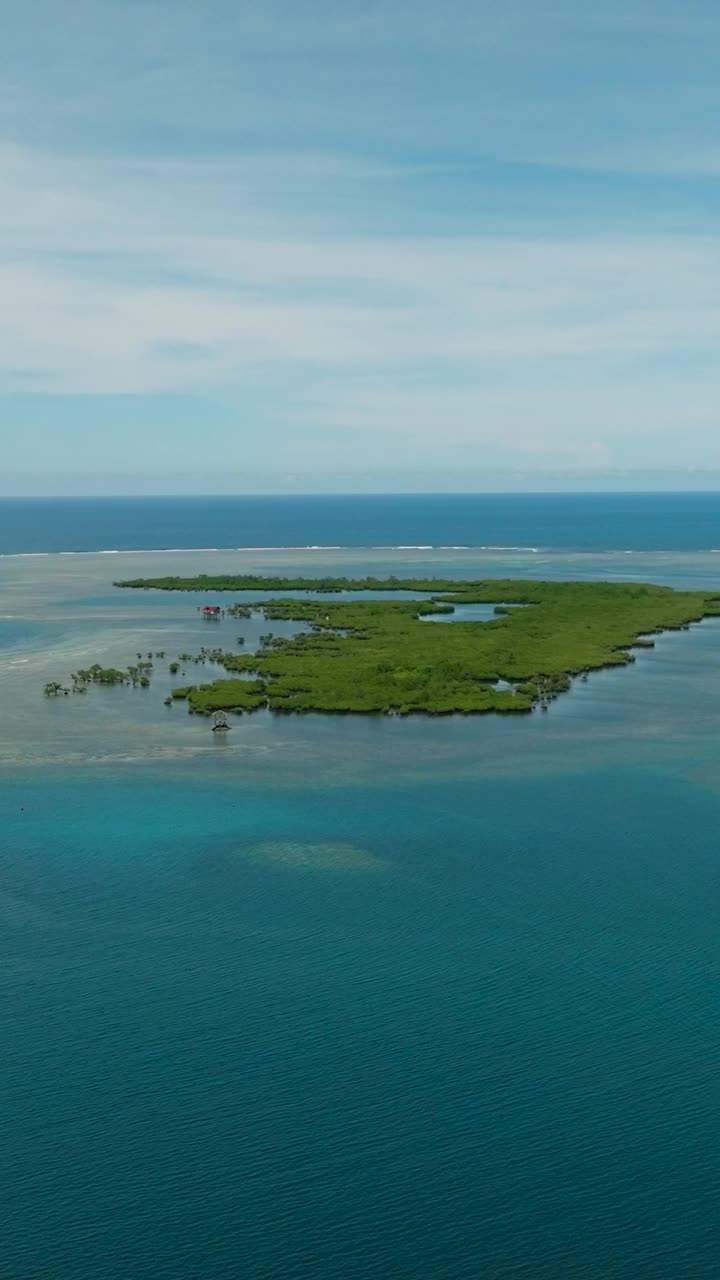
(5, 547, 720, 778)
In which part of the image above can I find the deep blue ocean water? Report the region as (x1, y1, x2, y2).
(3, 766, 720, 1279)
(3, 500, 720, 1278)
(3, 490, 720, 553)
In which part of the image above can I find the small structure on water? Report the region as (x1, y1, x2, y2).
(201, 605, 222, 619)
(211, 711, 231, 732)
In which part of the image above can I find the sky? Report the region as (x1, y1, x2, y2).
(2, 0, 720, 495)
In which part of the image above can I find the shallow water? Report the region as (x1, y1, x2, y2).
(3, 547, 720, 1278)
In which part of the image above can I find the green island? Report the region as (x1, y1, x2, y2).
(114, 575, 720, 716)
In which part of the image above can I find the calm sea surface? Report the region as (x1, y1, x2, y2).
(4, 490, 720, 553)
(3, 498, 720, 1278)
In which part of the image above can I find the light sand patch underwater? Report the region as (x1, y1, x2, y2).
(242, 841, 385, 872)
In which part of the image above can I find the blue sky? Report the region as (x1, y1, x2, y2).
(3, 0, 720, 494)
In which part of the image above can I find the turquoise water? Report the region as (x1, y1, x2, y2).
(4, 543, 720, 1276)
(421, 601, 522, 623)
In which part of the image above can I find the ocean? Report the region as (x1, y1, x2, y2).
(2, 495, 720, 1278)
(4, 490, 720, 554)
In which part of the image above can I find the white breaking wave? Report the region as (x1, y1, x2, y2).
(0, 543, 550, 558)
(3, 543, 713, 559)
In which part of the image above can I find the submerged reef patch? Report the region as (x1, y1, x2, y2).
(241, 840, 385, 872)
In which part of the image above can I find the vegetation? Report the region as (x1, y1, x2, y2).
(44, 577, 720, 717)
(44, 660, 149, 698)
(174, 679, 268, 715)
(42, 643, 238, 708)
(126, 661, 153, 687)
(75, 664, 129, 686)
(117, 573, 466, 593)
(112, 574, 720, 716)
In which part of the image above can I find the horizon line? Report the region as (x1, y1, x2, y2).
(4, 489, 720, 502)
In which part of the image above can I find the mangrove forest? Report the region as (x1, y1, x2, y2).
(113, 575, 720, 716)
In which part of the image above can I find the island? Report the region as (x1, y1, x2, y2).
(113, 575, 720, 716)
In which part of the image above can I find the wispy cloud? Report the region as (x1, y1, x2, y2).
(3, 137, 720, 394)
(2, 1, 720, 490)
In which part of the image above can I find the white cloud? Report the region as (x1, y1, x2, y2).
(2, 0, 720, 488)
(1, 139, 720, 435)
